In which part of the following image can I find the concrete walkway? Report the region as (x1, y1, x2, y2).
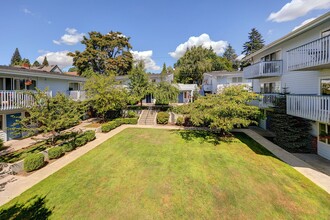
(234, 129, 330, 194)
(1, 126, 329, 207)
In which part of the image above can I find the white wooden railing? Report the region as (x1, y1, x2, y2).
(250, 93, 282, 108)
(287, 95, 330, 123)
(0, 90, 52, 111)
(243, 60, 283, 79)
(287, 35, 330, 71)
(68, 90, 86, 101)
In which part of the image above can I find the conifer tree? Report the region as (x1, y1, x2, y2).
(10, 48, 22, 66)
(32, 60, 41, 67)
(42, 57, 49, 66)
(242, 28, 265, 55)
(161, 63, 167, 74)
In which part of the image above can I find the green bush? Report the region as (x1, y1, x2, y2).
(83, 130, 96, 142)
(157, 112, 169, 124)
(0, 138, 3, 148)
(176, 116, 184, 126)
(24, 153, 44, 172)
(101, 117, 138, 133)
(62, 142, 75, 152)
(124, 118, 138, 124)
(75, 136, 88, 147)
(126, 110, 137, 118)
(48, 147, 64, 159)
(101, 121, 119, 132)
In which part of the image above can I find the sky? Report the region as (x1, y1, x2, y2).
(0, 0, 329, 72)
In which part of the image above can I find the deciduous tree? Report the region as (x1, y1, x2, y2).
(68, 31, 133, 75)
(153, 82, 179, 105)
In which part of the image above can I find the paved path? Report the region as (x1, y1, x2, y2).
(1, 126, 329, 207)
(234, 129, 330, 194)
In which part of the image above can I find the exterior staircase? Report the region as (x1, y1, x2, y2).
(138, 109, 157, 125)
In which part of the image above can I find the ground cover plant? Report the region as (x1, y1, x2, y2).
(0, 128, 329, 219)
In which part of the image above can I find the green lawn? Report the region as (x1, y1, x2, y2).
(1, 128, 329, 219)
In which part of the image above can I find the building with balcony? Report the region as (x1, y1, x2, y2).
(242, 12, 330, 160)
(202, 71, 252, 94)
(0, 65, 87, 141)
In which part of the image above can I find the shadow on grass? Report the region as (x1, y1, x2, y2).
(233, 132, 277, 157)
(176, 129, 236, 145)
(0, 196, 53, 219)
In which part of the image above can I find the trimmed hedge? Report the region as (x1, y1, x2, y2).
(157, 112, 169, 124)
(126, 110, 137, 118)
(75, 136, 88, 147)
(48, 147, 64, 159)
(176, 116, 184, 126)
(62, 142, 75, 152)
(24, 153, 45, 172)
(101, 118, 138, 133)
(83, 130, 96, 142)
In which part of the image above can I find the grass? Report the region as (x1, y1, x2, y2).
(1, 128, 329, 219)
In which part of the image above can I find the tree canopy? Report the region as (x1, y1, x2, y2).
(223, 44, 239, 70)
(128, 63, 151, 105)
(42, 57, 49, 66)
(175, 85, 261, 133)
(242, 28, 265, 56)
(153, 82, 179, 105)
(68, 31, 133, 75)
(10, 48, 22, 66)
(32, 60, 41, 67)
(174, 46, 232, 85)
(84, 74, 128, 121)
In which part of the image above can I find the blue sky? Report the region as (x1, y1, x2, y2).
(0, 0, 329, 72)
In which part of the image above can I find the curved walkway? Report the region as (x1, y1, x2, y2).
(0, 126, 329, 207)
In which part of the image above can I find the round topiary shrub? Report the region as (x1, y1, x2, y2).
(24, 153, 44, 172)
(48, 147, 64, 159)
(157, 112, 169, 124)
(176, 116, 184, 126)
(62, 142, 75, 152)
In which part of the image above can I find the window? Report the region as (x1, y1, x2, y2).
(321, 79, 330, 95)
(232, 77, 242, 83)
(260, 82, 280, 94)
(319, 123, 330, 144)
(69, 83, 80, 91)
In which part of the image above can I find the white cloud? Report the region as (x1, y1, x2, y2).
(292, 17, 317, 31)
(169, 33, 228, 59)
(131, 50, 160, 71)
(22, 8, 33, 15)
(53, 28, 85, 45)
(268, 0, 330, 22)
(36, 50, 73, 69)
(236, 54, 245, 61)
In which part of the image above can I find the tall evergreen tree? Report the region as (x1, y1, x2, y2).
(10, 48, 22, 66)
(223, 44, 237, 62)
(161, 63, 167, 74)
(242, 28, 265, 55)
(42, 57, 49, 66)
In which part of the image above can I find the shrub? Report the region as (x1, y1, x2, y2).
(124, 118, 138, 124)
(101, 117, 138, 133)
(62, 142, 75, 152)
(83, 130, 96, 142)
(157, 112, 169, 124)
(0, 138, 3, 148)
(126, 110, 137, 118)
(48, 147, 64, 159)
(101, 121, 119, 132)
(176, 116, 184, 126)
(75, 136, 88, 147)
(24, 153, 44, 172)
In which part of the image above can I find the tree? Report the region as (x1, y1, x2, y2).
(84, 74, 128, 121)
(223, 44, 239, 70)
(68, 66, 78, 72)
(161, 63, 167, 74)
(12, 89, 84, 145)
(174, 46, 232, 85)
(153, 82, 179, 105)
(128, 63, 151, 106)
(21, 58, 30, 67)
(10, 48, 22, 66)
(42, 57, 49, 66)
(175, 85, 261, 133)
(242, 28, 265, 56)
(268, 94, 312, 150)
(68, 31, 133, 75)
(32, 60, 41, 67)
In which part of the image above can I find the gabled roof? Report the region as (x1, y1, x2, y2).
(243, 11, 330, 61)
(30, 65, 63, 73)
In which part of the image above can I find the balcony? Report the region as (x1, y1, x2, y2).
(0, 90, 52, 111)
(250, 93, 282, 108)
(203, 84, 212, 92)
(287, 35, 330, 71)
(68, 90, 86, 101)
(287, 95, 330, 124)
(243, 60, 283, 79)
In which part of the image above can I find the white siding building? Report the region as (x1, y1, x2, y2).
(242, 12, 330, 159)
(0, 65, 86, 141)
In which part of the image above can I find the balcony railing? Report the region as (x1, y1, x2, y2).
(68, 90, 86, 101)
(287, 35, 330, 71)
(203, 84, 212, 92)
(287, 95, 330, 124)
(0, 90, 52, 111)
(243, 60, 283, 79)
(250, 93, 282, 108)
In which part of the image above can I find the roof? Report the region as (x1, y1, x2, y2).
(65, 71, 79, 76)
(204, 71, 244, 77)
(0, 65, 87, 82)
(243, 11, 330, 61)
(30, 65, 63, 73)
(176, 83, 198, 91)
